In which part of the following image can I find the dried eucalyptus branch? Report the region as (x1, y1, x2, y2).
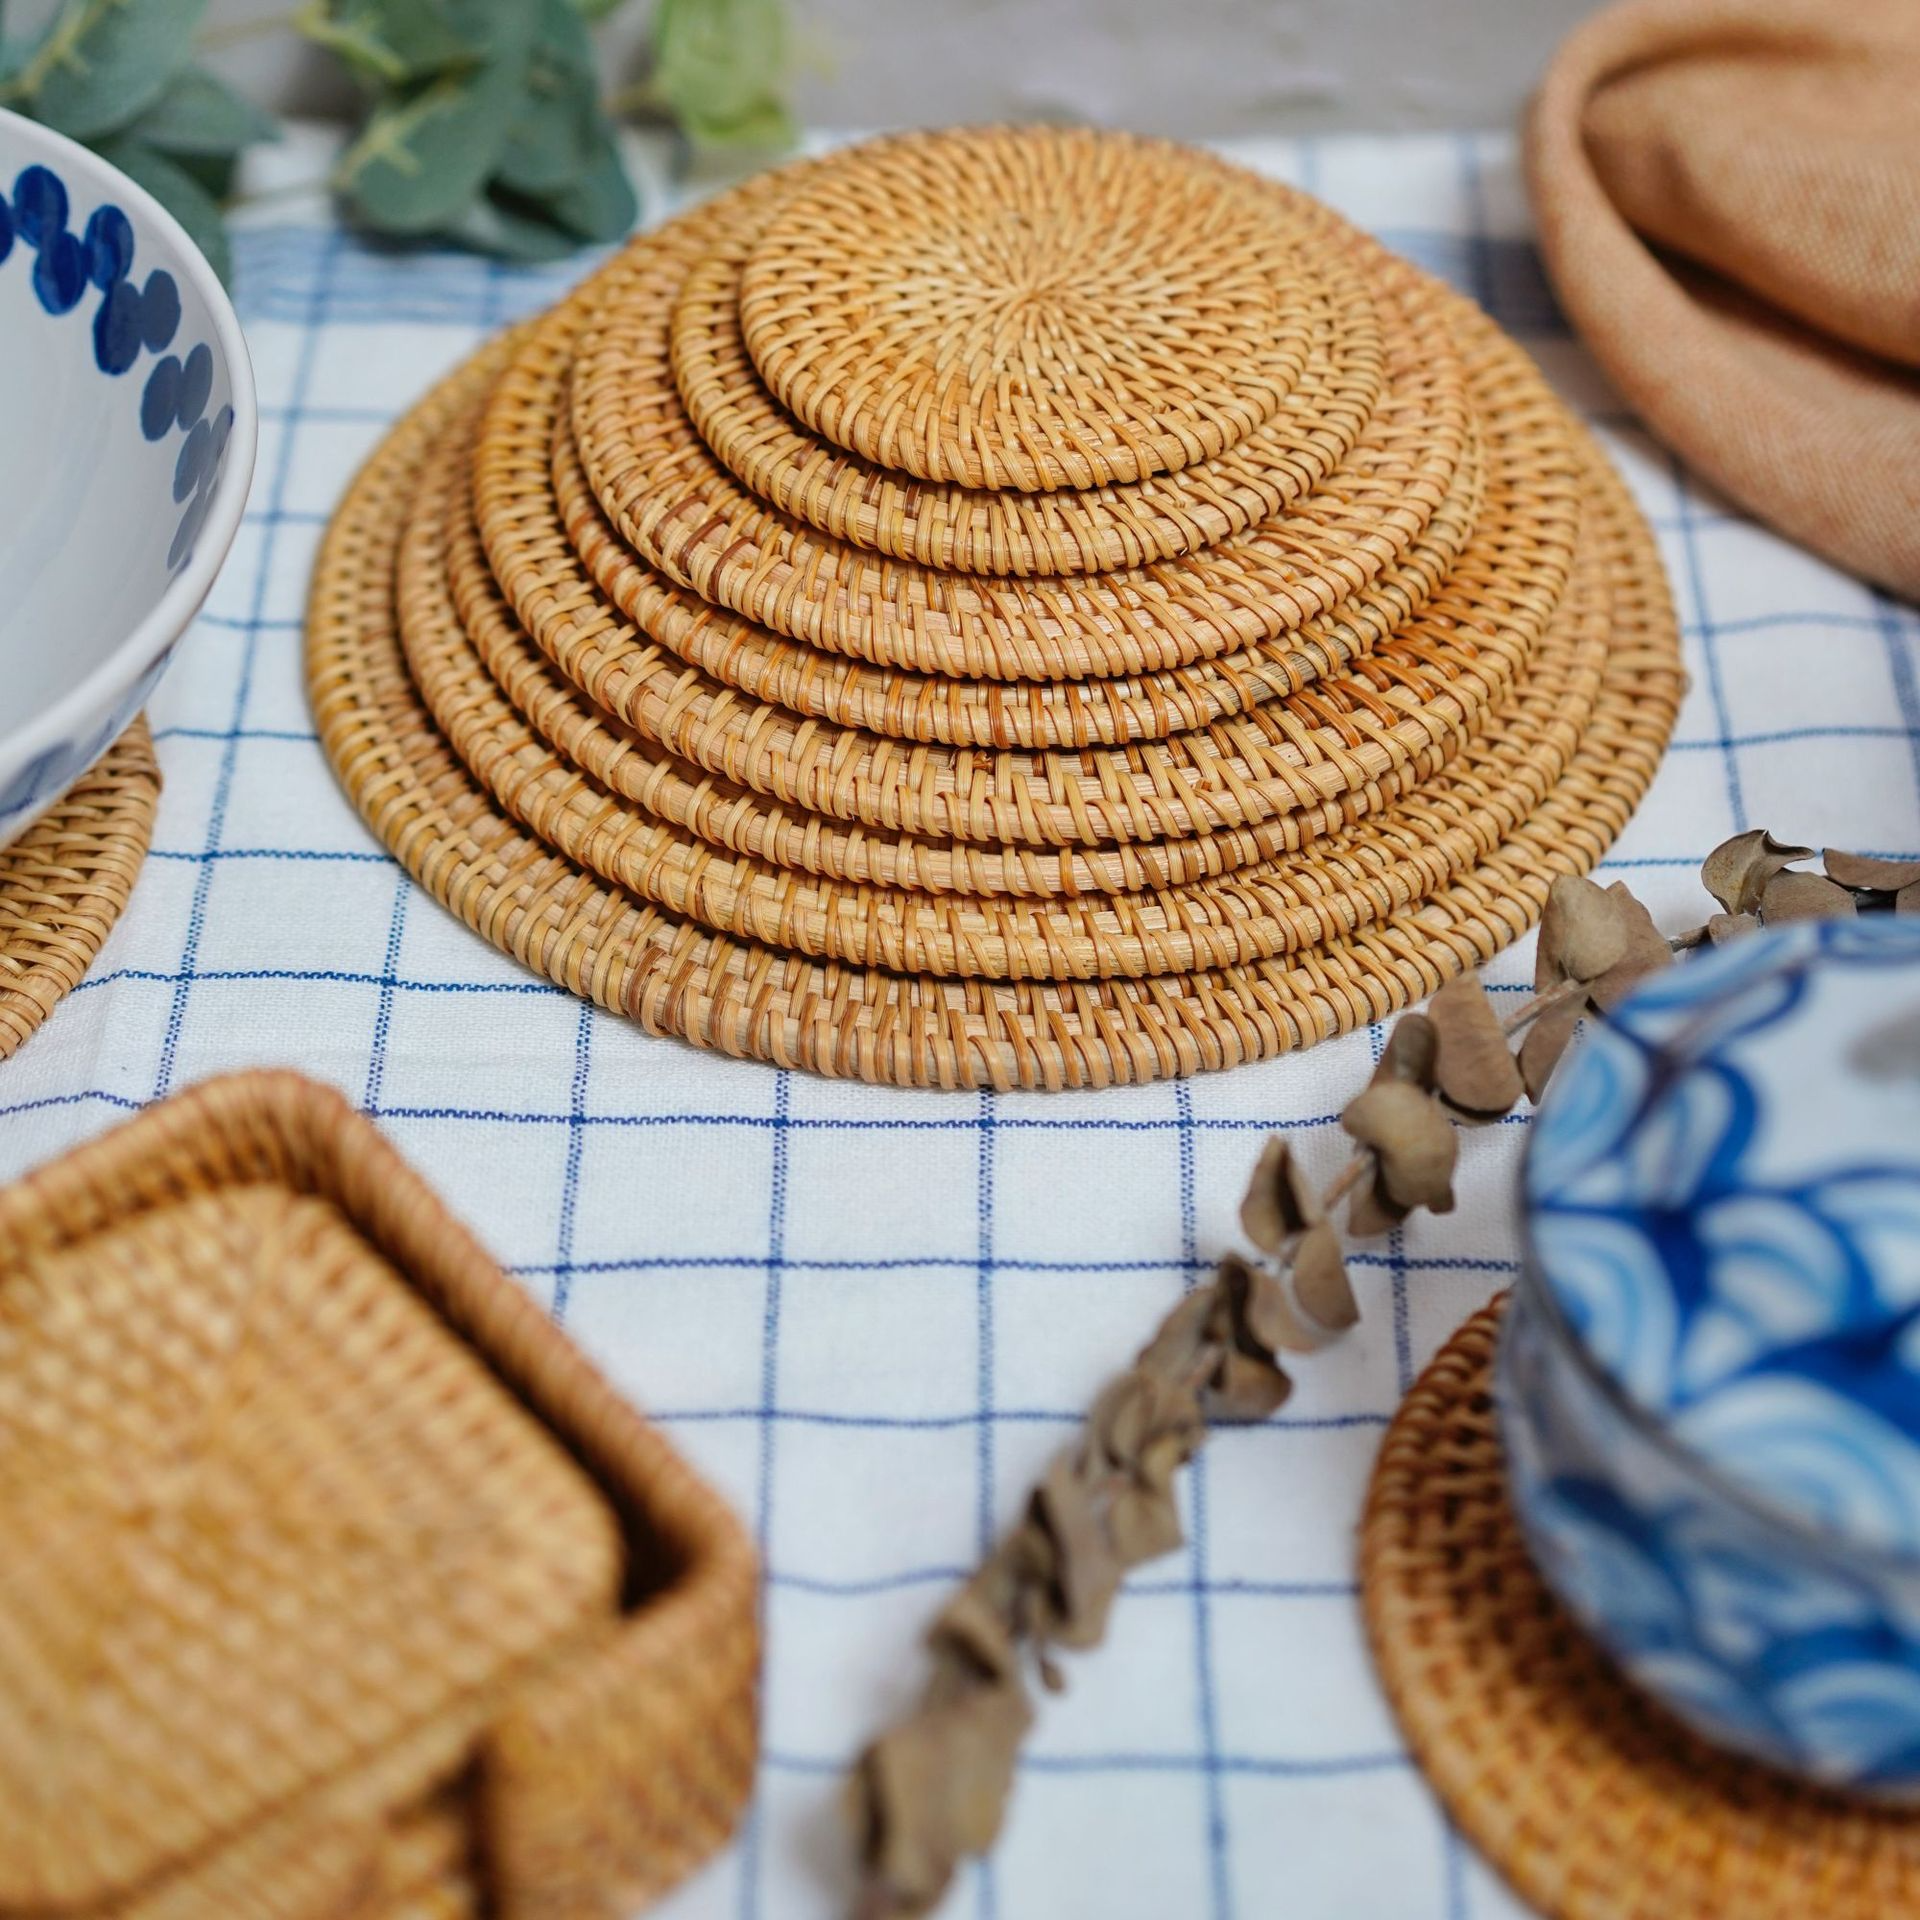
(845, 832, 1918, 1918)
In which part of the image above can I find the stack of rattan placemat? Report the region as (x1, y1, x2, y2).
(309, 126, 1683, 1092)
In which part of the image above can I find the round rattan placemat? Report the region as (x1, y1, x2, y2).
(734, 127, 1330, 493)
(672, 163, 1392, 576)
(0, 719, 159, 1060)
(309, 344, 1681, 1089)
(415, 392, 1603, 981)
(1361, 1300, 1920, 1920)
(568, 202, 1485, 682)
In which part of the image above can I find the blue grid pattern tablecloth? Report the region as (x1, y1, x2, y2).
(6, 129, 1920, 1920)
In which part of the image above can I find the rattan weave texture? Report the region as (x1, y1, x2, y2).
(0, 1070, 758, 1920)
(311, 127, 1680, 1088)
(1362, 1301, 1920, 1920)
(0, 718, 158, 1061)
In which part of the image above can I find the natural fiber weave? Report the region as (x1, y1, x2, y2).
(672, 161, 1391, 576)
(1361, 1299, 1920, 1920)
(486, 307, 1571, 850)
(419, 389, 1604, 980)
(0, 718, 158, 1061)
(734, 127, 1329, 492)
(0, 1070, 758, 1920)
(309, 341, 1680, 1088)
(568, 199, 1480, 683)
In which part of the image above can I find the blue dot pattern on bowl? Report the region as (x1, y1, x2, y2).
(0, 161, 230, 575)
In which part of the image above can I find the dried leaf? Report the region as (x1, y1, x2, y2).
(1200, 1346, 1293, 1422)
(931, 1556, 1022, 1683)
(851, 1678, 1032, 1917)
(1702, 829, 1815, 916)
(1824, 850, 1920, 893)
(1707, 911, 1759, 944)
(1586, 884, 1674, 1011)
(1292, 1221, 1357, 1331)
(1032, 1457, 1121, 1650)
(1519, 995, 1584, 1102)
(1088, 1371, 1201, 1483)
(1535, 874, 1628, 988)
(1135, 1287, 1215, 1380)
(1341, 1081, 1457, 1216)
(1109, 1482, 1185, 1567)
(1372, 1012, 1438, 1089)
(1759, 870, 1857, 924)
(1346, 1176, 1404, 1238)
(1901, 883, 1920, 916)
(1238, 1135, 1322, 1253)
(1428, 973, 1524, 1118)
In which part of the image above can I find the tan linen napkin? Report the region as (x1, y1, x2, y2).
(1527, 0, 1920, 598)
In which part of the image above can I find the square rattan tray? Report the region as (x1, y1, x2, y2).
(0, 1071, 758, 1920)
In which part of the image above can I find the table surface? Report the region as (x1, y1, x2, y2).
(5, 127, 1918, 1920)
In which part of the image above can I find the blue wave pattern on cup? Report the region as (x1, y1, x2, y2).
(0, 160, 232, 574)
(1500, 916, 1920, 1790)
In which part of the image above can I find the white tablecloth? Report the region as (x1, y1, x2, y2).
(5, 127, 1919, 1920)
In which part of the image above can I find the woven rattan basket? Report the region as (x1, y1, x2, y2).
(0, 1071, 757, 1920)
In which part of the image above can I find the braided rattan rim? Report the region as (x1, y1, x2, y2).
(310, 342, 1680, 1089)
(1362, 1300, 1920, 1920)
(484, 304, 1575, 852)
(672, 159, 1392, 576)
(567, 201, 1483, 683)
(417, 388, 1604, 982)
(0, 718, 159, 1061)
(734, 128, 1332, 492)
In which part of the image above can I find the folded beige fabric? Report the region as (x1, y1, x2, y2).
(1527, 0, 1920, 597)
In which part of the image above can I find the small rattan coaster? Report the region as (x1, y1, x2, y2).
(735, 127, 1333, 492)
(567, 200, 1484, 682)
(671, 161, 1391, 575)
(415, 393, 1603, 980)
(1361, 1300, 1920, 1920)
(309, 344, 1680, 1089)
(0, 719, 159, 1061)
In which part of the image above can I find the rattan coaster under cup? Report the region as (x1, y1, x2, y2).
(310, 343, 1680, 1088)
(734, 127, 1332, 493)
(0, 718, 159, 1061)
(568, 195, 1482, 683)
(673, 157, 1392, 575)
(1361, 1300, 1920, 1920)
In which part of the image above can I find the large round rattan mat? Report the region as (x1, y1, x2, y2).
(488, 310, 1565, 850)
(418, 394, 1601, 981)
(1361, 1300, 1920, 1920)
(673, 162, 1393, 576)
(568, 204, 1483, 683)
(309, 343, 1681, 1088)
(0, 719, 158, 1061)
(735, 127, 1329, 493)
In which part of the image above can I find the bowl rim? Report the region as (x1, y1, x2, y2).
(0, 107, 257, 786)
(1514, 917, 1920, 1579)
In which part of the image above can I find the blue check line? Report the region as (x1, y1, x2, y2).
(151, 725, 318, 745)
(765, 1565, 1359, 1599)
(760, 1747, 1411, 1780)
(645, 1404, 1394, 1433)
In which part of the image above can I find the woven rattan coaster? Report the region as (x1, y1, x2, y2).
(1361, 1300, 1920, 1920)
(310, 343, 1680, 1088)
(567, 202, 1481, 682)
(672, 160, 1392, 576)
(735, 127, 1335, 493)
(417, 392, 1604, 980)
(0, 719, 159, 1061)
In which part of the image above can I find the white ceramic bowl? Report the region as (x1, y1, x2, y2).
(0, 109, 255, 847)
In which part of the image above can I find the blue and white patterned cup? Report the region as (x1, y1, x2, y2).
(1498, 916, 1920, 1792)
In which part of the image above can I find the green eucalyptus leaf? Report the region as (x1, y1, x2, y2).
(541, 127, 637, 240)
(135, 65, 281, 157)
(335, 3, 533, 235)
(95, 133, 232, 284)
(651, 0, 789, 144)
(300, 0, 478, 86)
(496, 0, 602, 195)
(22, 0, 210, 141)
(442, 186, 582, 261)
(568, 0, 628, 19)
(678, 87, 791, 150)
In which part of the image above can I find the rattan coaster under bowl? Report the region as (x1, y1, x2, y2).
(309, 343, 1680, 1089)
(672, 157, 1392, 575)
(734, 127, 1336, 493)
(1361, 1299, 1920, 1920)
(567, 195, 1482, 682)
(0, 718, 159, 1061)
